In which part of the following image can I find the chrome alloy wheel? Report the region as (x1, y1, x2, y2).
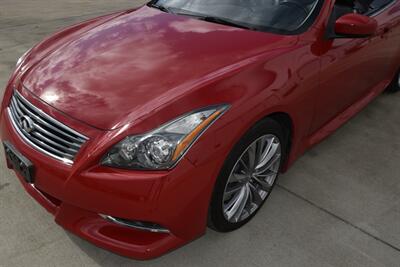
(222, 134, 282, 223)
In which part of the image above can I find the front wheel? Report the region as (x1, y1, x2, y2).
(386, 70, 400, 93)
(208, 118, 288, 232)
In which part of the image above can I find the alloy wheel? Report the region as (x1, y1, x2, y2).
(222, 134, 281, 223)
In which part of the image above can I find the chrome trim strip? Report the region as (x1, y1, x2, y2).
(100, 214, 170, 234)
(30, 122, 81, 149)
(31, 131, 79, 154)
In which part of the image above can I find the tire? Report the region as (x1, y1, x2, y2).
(208, 118, 288, 232)
(386, 70, 400, 93)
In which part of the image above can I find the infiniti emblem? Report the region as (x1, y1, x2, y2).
(20, 115, 35, 133)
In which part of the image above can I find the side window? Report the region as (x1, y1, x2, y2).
(368, 0, 395, 12)
(354, 0, 395, 14)
(334, 0, 357, 17)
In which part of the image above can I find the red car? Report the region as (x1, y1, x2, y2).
(1, 0, 400, 260)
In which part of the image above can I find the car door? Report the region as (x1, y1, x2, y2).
(309, 0, 400, 133)
(366, 0, 400, 76)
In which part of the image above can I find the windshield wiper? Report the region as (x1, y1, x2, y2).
(200, 16, 255, 30)
(147, 3, 256, 31)
(147, 2, 174, 14)
(174, 11, 255, 30)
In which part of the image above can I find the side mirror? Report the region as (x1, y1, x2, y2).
(334, 13, 378, 38)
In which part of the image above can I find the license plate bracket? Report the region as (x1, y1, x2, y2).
(3, 141, 35, 184)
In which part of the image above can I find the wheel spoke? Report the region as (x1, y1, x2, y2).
(255, 141, 278, 170)
(224, 186, 244, 213)
(239, 158, 250, 172)
(256, 137, 274, 169)
(230, 172, 248, 183)
(225, 186, 248, 221)
(252, 176, 272, 192)
(254, 154, 281, 175)
(256, 137, 267, 165)
(254, 169, 278, 178)
(223, 184, 243, 201)
(247, 143, 257, 170)
(253, 170, 278, 186)
(232, 185, 250, 222)
(249, 183, 263, 206)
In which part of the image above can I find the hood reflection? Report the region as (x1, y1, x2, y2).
(23, 6, 288, 130)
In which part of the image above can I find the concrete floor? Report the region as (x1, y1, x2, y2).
(0, 1, 400, 266)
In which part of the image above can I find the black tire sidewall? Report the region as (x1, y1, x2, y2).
(386, 70, 400, 93)
(208, 118, 288, 232)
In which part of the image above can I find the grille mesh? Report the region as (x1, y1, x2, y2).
(8, 91, 88, 164)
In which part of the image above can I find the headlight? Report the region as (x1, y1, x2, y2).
(101, 105, 229, 170)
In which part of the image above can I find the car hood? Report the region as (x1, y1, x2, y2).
(22, 6, 290, 130)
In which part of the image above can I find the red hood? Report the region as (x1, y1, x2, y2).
(22, 6, 291, 130)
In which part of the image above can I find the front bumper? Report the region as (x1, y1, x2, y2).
(0, 98, 221, 259)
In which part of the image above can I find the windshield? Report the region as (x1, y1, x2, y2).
(149, 0, 320, 33)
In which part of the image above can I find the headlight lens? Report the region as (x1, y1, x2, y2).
(101, 105, 229, 170)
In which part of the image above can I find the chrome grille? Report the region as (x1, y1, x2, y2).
(7, 91, 88, 164)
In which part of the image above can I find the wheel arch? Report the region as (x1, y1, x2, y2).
(263, 112, 294, 166)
